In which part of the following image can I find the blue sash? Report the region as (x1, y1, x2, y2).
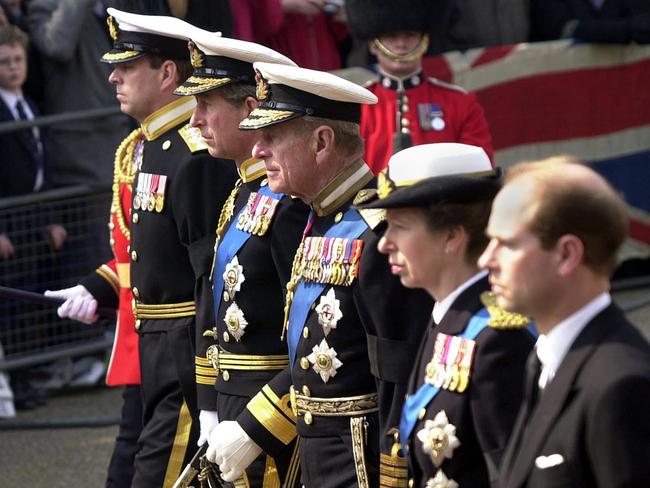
(212, 185, 282, 319)
(287, 208, 367, 367)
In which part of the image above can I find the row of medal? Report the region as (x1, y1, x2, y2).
(424, 332, 477, 393)
(300, 236, 364, 286)
(133, 172, 167, 213)
(236, 192, 279, 236)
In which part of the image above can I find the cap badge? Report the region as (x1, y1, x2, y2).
(255, 71, 270, 101)
(107, 16, 119, 41)
(377, 170, 395, 199)
(188, 41, 205, 69)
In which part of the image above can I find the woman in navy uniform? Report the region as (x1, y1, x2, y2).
(360, 143, 535, 488)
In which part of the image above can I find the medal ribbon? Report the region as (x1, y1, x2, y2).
(287, 208, 367, 367)
(212, 185, 283, 320)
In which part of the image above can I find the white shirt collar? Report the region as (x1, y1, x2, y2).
(0, 88, 24, 119)
(432, 270, 488, 325)
(536, 292, 611, 388)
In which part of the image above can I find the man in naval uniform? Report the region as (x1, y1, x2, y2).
(345, 0, 493, 174)
(98, 9, 237, 487)
(166, 26, 308, 486)
(206, 63, 433, 487)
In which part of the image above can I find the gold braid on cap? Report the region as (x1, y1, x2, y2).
(107, 16, 119, 41)
(372, 34, 429, 63)
(377, 170, 395, 199)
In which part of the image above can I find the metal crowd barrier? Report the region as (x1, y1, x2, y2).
(0, 186, 114, 373)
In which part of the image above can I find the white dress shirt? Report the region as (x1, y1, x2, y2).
(535, 292, 611, 389)
(432, 269, 489, 325)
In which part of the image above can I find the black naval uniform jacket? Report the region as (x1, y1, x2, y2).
(194, 160, 309, 486)
(236, 160, 432, 488)
(129, 99, 237, 428)
(407, 277, 535, 488)
(499, 303, 650, 488)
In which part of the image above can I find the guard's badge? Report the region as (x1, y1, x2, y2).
(188, 40, 205, 69)
(377, 170, 395, 199)
(224, 303, 248, 342)
(481, 291, 531, 329)
(416, 410, 460, 468)
(300, 236, 363, 286)
(223, 256, 245, 301)
(107, 16, 119, 41)
(425, 470, 459, 488)
(425, 333, 476, 393)
(255, 71, 270, 101)
(307, 339, 343, 383)
(236, 192, 279, 236)
(315, 288, 343, 336)
(418, 103, 445, 131)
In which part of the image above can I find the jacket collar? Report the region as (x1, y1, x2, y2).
(141, 97, 196, 141)
(312, 159, 373, 216)
(378, 69, 425, 91)
(238, 158, 266, 183)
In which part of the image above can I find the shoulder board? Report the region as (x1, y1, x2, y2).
(480, 291, 531, 329)
(178, 124, 209, 153)
(427, 77, 468, 94)
(358, 208, 385, 230)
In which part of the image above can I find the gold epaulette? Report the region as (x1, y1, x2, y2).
(481, 291, 530, 329)
(178, 123, 209, 153)
(354, 189, 385, 230)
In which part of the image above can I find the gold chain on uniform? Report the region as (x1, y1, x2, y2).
(110, 128, 143, 241)
(281, 238, 306, 340)
(208, 179, 243, 281)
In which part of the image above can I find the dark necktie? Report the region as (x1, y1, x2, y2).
(15, 99, 44, 172)
(523, 350, 542, 424)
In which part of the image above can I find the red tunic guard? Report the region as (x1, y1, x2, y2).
(361, 71, 494, 174)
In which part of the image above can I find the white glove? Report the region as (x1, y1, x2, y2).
(44, 285, 98, 324)
(206, 420, 262, 482)
(198, 409, 220, 447)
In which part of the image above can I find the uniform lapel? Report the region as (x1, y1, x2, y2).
(436, 277, 490, 336)
(504, 305, 619, 488)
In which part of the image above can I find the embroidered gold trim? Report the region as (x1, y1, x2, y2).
(174, 76, 232, 96)
(239, 158, 266, 183)
(379, 453, 408, 487)
(480, 291, 531, 329)
(293, 390, 378, 417)
(284, 438, 301, 487)
(178, 123, 208, 152)
(239, 108, 295, 129)
(101, 50, 140, 62)
(218, 352, 289, 371)
(351, 417, 370, 488)
(262, 455, 280, 488)
(141, 97, 194, 141)
(312, 159, 373, 216)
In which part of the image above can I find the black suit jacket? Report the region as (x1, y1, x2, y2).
(0, 96, 46, 198)
(499, 303, 650, 488)
(407, 277, 535, 487)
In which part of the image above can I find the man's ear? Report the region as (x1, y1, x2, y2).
(313, 125, 335, 161)
(555, 234, 584, 277)
(244, 95, 258, 115)
(159, 59, 179, 91)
